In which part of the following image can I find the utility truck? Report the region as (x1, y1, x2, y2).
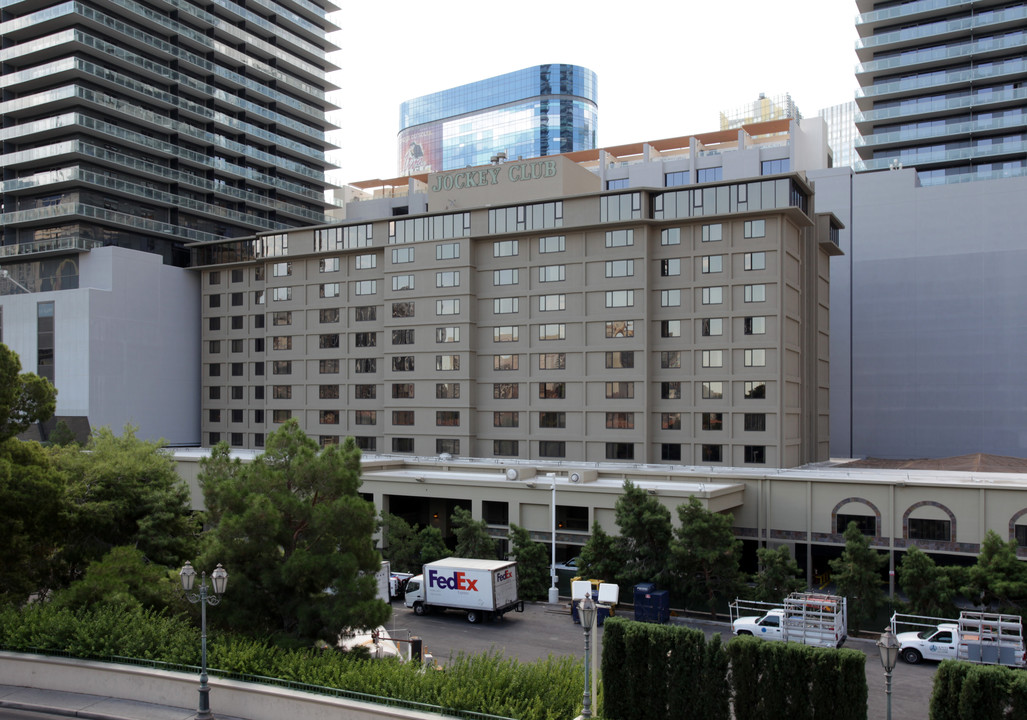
(730, 593, 848, 648)
(404, 557, 524, 623)
(891, 611, 1026, 667)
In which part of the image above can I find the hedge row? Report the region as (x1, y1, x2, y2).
(0, 604, 579, 720)
(929, 660, 1027, 720)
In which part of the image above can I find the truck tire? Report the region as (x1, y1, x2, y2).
(466, 610, 480, 624)
(413, 603, 426, 616)
(902, 648, 922, 664)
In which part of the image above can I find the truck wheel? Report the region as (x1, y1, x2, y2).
(413, 603, 426, 616)
(902, 648, 922, 665)
(467, 610, 480, 624)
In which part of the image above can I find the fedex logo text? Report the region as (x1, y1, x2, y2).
(428, 569, 478, 591)
(496, 569, 514, 582)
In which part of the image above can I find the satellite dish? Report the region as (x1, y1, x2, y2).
(569, 472, 582, 483)
(505, 468, 519, 481)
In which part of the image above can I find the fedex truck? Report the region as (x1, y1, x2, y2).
(404, 557, 524, 623)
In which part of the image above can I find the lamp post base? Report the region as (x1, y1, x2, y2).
(549, 587, 560, 604)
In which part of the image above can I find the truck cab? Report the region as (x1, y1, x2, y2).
(896, 623, 958, 664)
(403, 575, 425, 614)
(733, 609, 785, 641)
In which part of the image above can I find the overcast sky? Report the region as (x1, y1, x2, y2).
(326, 1, 860, 184)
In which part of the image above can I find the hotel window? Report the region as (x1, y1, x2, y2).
(661, 289, 681, 307)
(392, 356, 415, 372)
(661, 258, 681, 276)
(762, 158, 790, 175)
(208, 340, 221, 354)
(605, 229, 633, 248)
(702, 318, 723, 336)
(662, 444, 682, 461)
(662, 413, 682, 430)
(702, 287, 723, 305)
(209, 271, 221, 285)
(661, 228, 680, 246)
(744, 445, 767, 464)
(539, 441, 566, 458)
(392, 383, 415, 399)
(272, 287, 291, 302)
(391, 247, 413, 264)
(539, 265, 565, 282)
(606, 320, 634, 338)
(702, 381, 723, 399)
(253, 291, 265, 305)
(744, 252, 766, 271)
(606, 443, 634, 460)
(744, 349, 767, 367)
(208, 317, 221, 331)
(253, 362, 264, 376)
(436, 271, 460, 287)
(494, 383, 518, 399)
(353, 306, 375, 321)
(494, 239, 519, 257)
(494, 326, 519, 342)
(437, 411, 460, 427)
(393, 438, 414, 453)
(437, 439, 460, 455)
(661, 351, 681, 369)
(494, 269, 519, 285)
(493, 440, 519, 457)
(702, 224, 722, 242)
(209, 387, 221, 400)
(494, 411, 519, 428)
(745, 317, 766, 335)
(437, 382, 460, 399)
(744, 381, 766, 399)
(744, 413, 766, 432)
(701, 350, 723, 368)
(272, 410, 291, 424)
(254, 266, 264, 281)
(392, 275, 414, 291)
(319, 436, 338, 447)
(494, 297, 519, 314)
(319, 283, 340, 298)
(392, 329, 413, 345)
(538, 294, 565, 312)
(209, 409, 221, 423)
(355, 332, 377, 347)
(436, 298, 460, 315)
(436, 354, 460, 371)
(272, 385, 291, 400)
(744, 284, 766, 303)
(355, 253, 378, 269)
(319, 334, 339, 349)
(606, 412, 634, 429)
(538, 353, 566, 370)
(606, 178, 629, 190)
(272, 360, 291, 375)
(702, 412, 723, 431)
(837, 514, 876, 536)
(539, 382, 565, 399)
(702, 445, 723, 462)
(606, 290, 634, 308)
(319, 410, 339, 425)
(661, 381, 681, 399)
(392, 411, 414, 426)
(231, 363, 244, 377)
(697, 167, 722, 183)
(661, 320, 681, 338)
(320, 385, 340, 399)
(606, 351, 634, 369)
(539, 236, 565, 253)
(539, 323, 565, 341)
(321, 257, 341, 272)
(355, 384, 376, 399)
(354, 358, 376, 373)
(744, 220, 766, 238)
(606, 259, 634, 278)
(393, 301, 414, 318)
(539, 412, 566, 429)
(272, 262, 290, 277)
(230, 386, 243, 400)
(437, 242, 459, 260)
(606, 381, 634, 399)
(230, 292, 243, 307)
(320, 359, 339, 373)
(354, 280, 376, 296)
(702, 255, 723, 274)
(908, 518, 951, 542)
(355, 410, 377, 425)
(436, 326, 459, 343)
(494, 354, 518, 371)
(665, 171, 689, 186)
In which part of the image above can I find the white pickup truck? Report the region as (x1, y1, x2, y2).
(892, 612, 1026, 666)
(731, 593, 847, 649)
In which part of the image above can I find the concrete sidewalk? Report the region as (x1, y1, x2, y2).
(0, 684, 245, 720)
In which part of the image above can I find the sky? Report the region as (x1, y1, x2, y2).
(326, 1, 860, 185)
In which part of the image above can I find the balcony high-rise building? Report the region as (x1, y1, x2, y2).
(854, 0, 1027, 184)
(397, 64, 598, 176)
(0, 0, 340, 294)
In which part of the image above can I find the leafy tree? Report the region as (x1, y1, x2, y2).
(48, 420, 78, 447)
(614, 480, 673, 588)
(753, 545, 806, 602)
(509, 524, 549, 600)
(381, 512, 423, 573)
(578, 521, 624, 582)
(0, 343, 57, 443)
(200, 421, 389, 640)
(898, 545, 957, 617)
(417, 525, 449, 565)
(669, 497, 744, 618)
(964, 530, 1027, 611)
(829, 521, 886, 632)
(451, 506, 496, 559)
(52, 546, 180, 614)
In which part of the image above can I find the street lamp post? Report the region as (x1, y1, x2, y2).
(180, 561, 228, 720)
(548, 477, 558, 604)
(877, 626, 900, 720)
(579, 592, 597, 719)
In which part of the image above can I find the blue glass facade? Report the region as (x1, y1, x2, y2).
(398, 64, 598, 174)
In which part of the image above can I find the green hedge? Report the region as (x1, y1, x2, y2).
(0, 604, 579, 720)
(929, 660, 1027, 720)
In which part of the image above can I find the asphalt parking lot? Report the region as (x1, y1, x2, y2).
(383, 600, 936, 720)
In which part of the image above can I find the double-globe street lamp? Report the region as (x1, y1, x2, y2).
(579, 592, 597, 720)
(877, 626, 900, 720)
(180, 561, 228, 720)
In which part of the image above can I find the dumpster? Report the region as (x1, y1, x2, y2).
(633, 585, 669, 624)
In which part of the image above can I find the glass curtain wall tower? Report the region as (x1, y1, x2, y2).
(397, 64, 597, 175)
(854, 0, 1027, 184)
(0, 0, 339, 293)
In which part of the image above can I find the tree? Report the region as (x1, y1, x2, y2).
(964, 530, 1027, 611)
(52, 545, 180, 614)
(48, 420, 78, 447)
(509, 524, 549, 600)
(417, 525, 449, 565)
(451, 506, 496, 559)
(578, 521, 624, 583)
(829, 521, 886, 632)
(668, 497, 744, 618)
(897, 545, 957, 617)
(753, 545, 806, 602)
(200, 421, 389, 640)
(614, 480, 673, 588)
(381, 513, 424, 573)
(0, 343, 57, 443)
